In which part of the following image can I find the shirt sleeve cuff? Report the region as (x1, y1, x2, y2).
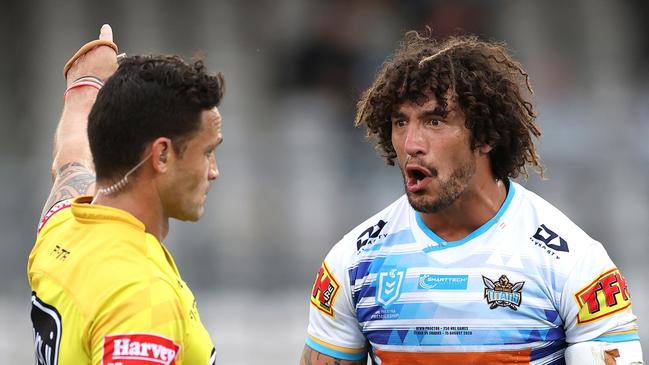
(592, 330, 640, 343)
(305, 335, 366, 361)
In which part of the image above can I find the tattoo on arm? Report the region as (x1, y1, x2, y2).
(301, 346, 313, 365)
(42, 162, 95, 217)
(300, 345, 367, 365)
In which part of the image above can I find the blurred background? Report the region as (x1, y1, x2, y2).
(1, 0, 648, 363)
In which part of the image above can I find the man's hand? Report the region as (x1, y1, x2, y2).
(65, 24, 119, 85)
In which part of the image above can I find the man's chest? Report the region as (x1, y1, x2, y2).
(352, 249, 565, 348)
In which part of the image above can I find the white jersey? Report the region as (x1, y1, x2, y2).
(306, 181, 639, 364)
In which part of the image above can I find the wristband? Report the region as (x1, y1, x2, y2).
(63, 78, 104, 100)
(71, 75, 105, 86)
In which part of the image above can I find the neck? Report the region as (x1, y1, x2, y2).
(93, 178, 168, 241)
(418, 178, 507, 242)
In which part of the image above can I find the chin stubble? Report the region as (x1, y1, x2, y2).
(405, 159, 475, 214)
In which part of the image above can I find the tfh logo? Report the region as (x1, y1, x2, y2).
(310, 262, 340, 317)
(575, 268, 632, 324)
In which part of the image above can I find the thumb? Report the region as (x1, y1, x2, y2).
(99, 24, 113, 42)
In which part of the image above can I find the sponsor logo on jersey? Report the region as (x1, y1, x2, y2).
(310, 262, 340, 317)
(530, 224, 569, 259)
(356, 219, 387, 251)
(377, 268, 406, 306)
(50, 244, 71, 262)
(102, 333, 180, 365)
(418, 274, 468, 290)
(31, 292, 62, 365)
(574, 268, 632, 324)
(483, 275, 525, 310)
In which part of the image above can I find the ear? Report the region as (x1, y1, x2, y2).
(476, 142, 493, 155)
(151, 137, 172, 173)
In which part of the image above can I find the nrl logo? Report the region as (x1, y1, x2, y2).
(376, 268, 405, 306)
(483, 275, 524, 310)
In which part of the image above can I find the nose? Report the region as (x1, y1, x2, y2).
(403, 123, 426, 157)
(208, 155, 219, 181)
(208, 168, 219, 181)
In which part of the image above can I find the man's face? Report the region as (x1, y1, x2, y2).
(164, 107, 222, 221)
(391, 96, 476, 213)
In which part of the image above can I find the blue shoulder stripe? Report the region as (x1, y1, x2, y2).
(304, 338, 367, 361)
(592, 333, 640, 343)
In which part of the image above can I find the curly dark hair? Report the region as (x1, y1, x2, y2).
(88, 55, 225, 181)
(355, 31, 543, 180)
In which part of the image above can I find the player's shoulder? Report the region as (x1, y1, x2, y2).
(514, 182, 601, 253)
(37, 199, 74, 236)
(326, 195, 410, 264)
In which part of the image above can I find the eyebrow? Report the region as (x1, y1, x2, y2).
(207, 137, 223, 151)
(418, 109, 446, 119)
(391, 111, 406, 120)
(391, 106, 446, 120)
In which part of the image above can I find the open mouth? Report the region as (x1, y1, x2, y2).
(405, 165, 433, 193)
(410, 169, 427, 181)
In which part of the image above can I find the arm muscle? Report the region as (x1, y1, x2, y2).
(41, 162, 95, 217)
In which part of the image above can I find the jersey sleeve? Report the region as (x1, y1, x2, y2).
(305, 239, 367, 360)
(89, 277, 186, 365)
(560, 242, 639, 344)
(37, 199, 73, 236)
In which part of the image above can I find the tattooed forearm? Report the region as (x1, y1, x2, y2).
(301, 346, 313, 365)
(300, 345, 367, 365)
(41, 162, 95, 217)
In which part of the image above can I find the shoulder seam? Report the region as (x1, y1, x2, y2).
(37, 200, 73, 234)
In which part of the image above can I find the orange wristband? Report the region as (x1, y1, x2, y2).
(63, 39, 119, 79)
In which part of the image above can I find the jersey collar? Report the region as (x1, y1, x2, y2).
(416, 180, 515, 251)
(70, 196, 146, 232)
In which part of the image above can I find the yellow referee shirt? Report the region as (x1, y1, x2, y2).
(28, 196, 216, 365)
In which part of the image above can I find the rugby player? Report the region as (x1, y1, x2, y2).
(301, 32, 643, 364)
(28, 24, 223, 364)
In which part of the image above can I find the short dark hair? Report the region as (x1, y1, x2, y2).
(88, 55, 225, 181)
(355, 31, 543, 180)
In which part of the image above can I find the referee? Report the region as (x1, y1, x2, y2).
(28, 24, 223, 364)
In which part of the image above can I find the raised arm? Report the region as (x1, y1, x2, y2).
(300, 345, 367, 365)
(41, 24, 119, 217)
